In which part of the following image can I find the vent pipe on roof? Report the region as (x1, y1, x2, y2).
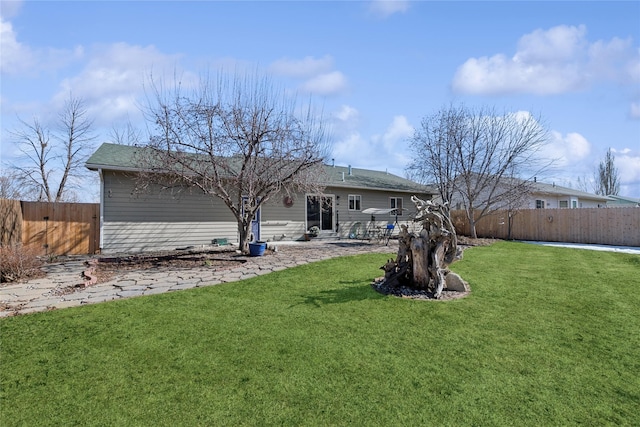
(534, 176, 537, 182)
(332, 158, 335, 167)
(342, 172, 345, 181)
(348, 165, 352, 176)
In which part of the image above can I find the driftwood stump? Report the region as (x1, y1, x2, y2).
(381, 196, 464, 299)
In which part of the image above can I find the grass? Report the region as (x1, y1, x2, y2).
(1, 241, 639, 426)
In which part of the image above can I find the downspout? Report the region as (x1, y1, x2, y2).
(98, 168, 104, 250)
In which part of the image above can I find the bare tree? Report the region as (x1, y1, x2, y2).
(407, 104, 465, 212)
(595, 148, 620, 196)
(138, 72, 331, 252)
(408, 105, 549, 238)
(109, 121, 142, 146)
(575, 175, 596, 194)
(0, 169, 27, 199)
(8, 95, 96, 202)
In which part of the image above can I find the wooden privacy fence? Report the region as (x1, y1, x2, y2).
(451, 207, 640, 247)
(1, 198, 22, 246)
(0, 199, 100, 255)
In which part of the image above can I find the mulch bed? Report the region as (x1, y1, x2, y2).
(89, 249, 246, 284)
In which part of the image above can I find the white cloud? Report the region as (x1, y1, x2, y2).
(334, 105, 359, 123)
(514, 25, 587, 64)
(614, 150, 640, 191)
(1, 16, 84, 76)
(0, 0, 23, 19)
(332, 115, 412, 175)
(452, 24, 640, 97)
(543, 130, 591, 167)
(368, 0, 410, 18)
(331, 105, 361, 137)
(53, 42, 183, 124)
(300, 71, 347, 96)
(0, 17, 35, 74)
(374, 115, 413, 151)
(269, 55, 348, 96)
(269, 55, 333, 78)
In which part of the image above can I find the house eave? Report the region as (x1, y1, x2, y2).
(325, 182, 431, 195)
(86, 163, 142, 173)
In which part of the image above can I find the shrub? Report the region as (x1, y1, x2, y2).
(0, 244, 44, 283)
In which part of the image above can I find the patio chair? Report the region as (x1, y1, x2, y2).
(348, 222, 362, 239)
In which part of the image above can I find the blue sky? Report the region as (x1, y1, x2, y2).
(1, 0, 639, 199)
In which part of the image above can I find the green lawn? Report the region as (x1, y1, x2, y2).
(2, 241, 639, 426)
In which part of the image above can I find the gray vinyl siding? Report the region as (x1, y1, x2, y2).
(260, 195, 307, 242)
(330, 187, 429, 238)
(259, 189, 429, 241)
(99, 171, 431, 252)
(101, 171, 237, 253)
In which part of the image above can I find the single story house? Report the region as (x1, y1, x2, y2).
(86, 143, 434, 253)
(447, 176, 612, 211)
(525, 181, 612, 209)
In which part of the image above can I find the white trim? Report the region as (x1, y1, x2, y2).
(98, 168, 104, 250)
(348, 194, 361, 211)
(305, 193, 336, 233)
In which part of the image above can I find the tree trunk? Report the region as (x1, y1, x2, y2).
(238, 220, 252, 254)
(468, 210, 478, 239)
(409, 230, 430, 289)
(381, 197, 465, 299)
(430, 240, 448, 298)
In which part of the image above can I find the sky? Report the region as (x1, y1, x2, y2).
(1, 0, 639, 201)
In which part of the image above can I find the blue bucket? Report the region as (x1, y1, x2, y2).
(248, 242, 266, 257)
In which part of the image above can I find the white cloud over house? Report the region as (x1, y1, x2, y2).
(331, 111, 412, 175)
(452, 24, 640, 99)
(53, 42, 184, 125)
(270, 55, 348, 96)
(543, 130, 592, 168)
(611, 148, 640, 192)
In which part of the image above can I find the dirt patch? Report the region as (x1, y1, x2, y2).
(371, 277, 470, 301)
(457, 236, 498, 248)
(89, 249, 246, 284)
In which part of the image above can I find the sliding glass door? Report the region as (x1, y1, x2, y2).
(306, 195, 335, 232)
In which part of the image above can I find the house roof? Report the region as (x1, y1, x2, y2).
(607, 194, 640, 206)
(86, 142, 433, 195)
(531, 181, 612, 202)
(322, 164, 432, 194)
(85, 142, 143, 171)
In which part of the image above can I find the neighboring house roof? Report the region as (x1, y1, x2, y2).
(531, 181, 612, 202)
(606, 194, 640, 206)
(86, 142, 433, 195)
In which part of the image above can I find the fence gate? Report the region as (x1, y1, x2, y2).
(17, 201, 100, 256)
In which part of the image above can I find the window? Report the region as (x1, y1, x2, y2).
(535, 199, 545, 209)
(559, 200, 569, 208)
(348, 194, 361, 211)
(390, 197, 403, 216)
(572, 200, 578, 208)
